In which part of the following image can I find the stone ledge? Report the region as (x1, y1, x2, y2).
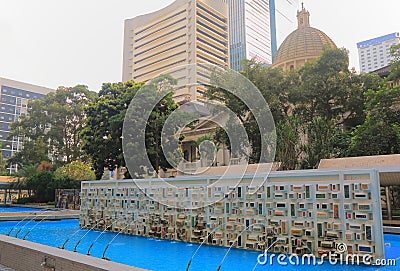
(0, 234, 147, 271)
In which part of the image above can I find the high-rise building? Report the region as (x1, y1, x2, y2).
(357, 33, 400, 74)
(221, 0, 299, 71)
(0, 77, 53, 160)
(222, 0, 271, 71)
(122, 0, 229, 103)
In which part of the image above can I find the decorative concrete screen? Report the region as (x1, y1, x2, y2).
(80, 168, 384, 261)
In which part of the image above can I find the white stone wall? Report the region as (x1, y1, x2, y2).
(80, 168, 385, 261)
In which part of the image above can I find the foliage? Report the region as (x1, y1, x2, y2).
(54, 161, 96, 181)
(0, 152, 6, 174)
(25, 171, 80, 203)
(8, 85, 96, 169)
(275, 116, 302, 170)
(81, 80, 143, 179)
(206, 63, 277, 163)
(7, 45, 399, 177)
(7, 138, 49, 169)
(206, 47, 394, 168)
(301, 117, 341, 169)
(123, 75, 190, 178)
(25, 171, 55, 202)
(389, 44, 400, 81)
(37, 161, 53, 172)
(349, 86, 400, 156)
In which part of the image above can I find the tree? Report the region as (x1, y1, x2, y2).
(7, 138, 49, 168)
(26, 171, 55, 202)
(389, 43, 400, 81)
(349, 85, 400, 156)
(45, 85, 96, 164)
(289, 47, 353, 123)
(123, 75, 190, 178)
(10, 164, 37, 197)
(206, 63, 277, 163)
(190, 135, 220, 166)
(54, 161, 96, 181)
(8, 85, 96, 168)
(275, 116, 302, 170)
(206, 47, 389, 168)
(301, 117, 341, 169)
(37, 161, 53, 172)
(81, 80, 143, 179)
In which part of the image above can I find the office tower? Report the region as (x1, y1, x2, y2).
(222, 0, 271, 71)
(122, 0, 229, 103)
(0, 78, 53, 160)
(221, 0, 299, 71)
(357, 33, 400, 74)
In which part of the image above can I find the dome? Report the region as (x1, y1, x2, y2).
(272, 5, 336, 71)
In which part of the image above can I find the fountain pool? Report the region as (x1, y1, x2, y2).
(0, 219, 398, 271)
(0, 206, 50, 212)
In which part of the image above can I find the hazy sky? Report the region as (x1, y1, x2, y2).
(0, 0, 399, 91)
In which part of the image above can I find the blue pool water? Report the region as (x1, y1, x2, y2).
(0, 206, 49, 212)
(0, 219, 398, 271)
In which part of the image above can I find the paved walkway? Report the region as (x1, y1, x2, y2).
(0, 264, 15, 271)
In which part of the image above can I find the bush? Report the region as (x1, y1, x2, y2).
(15, 197, 37, 205)
(54, 161, 96, 181)
(26, 171, 55, 202)
(25, 171, 82, 203)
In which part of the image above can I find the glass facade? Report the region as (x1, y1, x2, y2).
(0, 85, 45, 159)
(223, 0, 271, 71)
(223, 0, 299, 71)
(244, 0, 271, 64)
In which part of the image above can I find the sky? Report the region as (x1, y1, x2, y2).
(0, 0, 399, 91)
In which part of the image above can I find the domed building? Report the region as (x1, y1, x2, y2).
(272, 4, 336, 71)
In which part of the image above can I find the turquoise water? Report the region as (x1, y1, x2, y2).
(0, 206, 49, 212)
(0, 219, 398, 271)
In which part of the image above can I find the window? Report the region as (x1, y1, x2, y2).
(344, 185, 350, 198)
(366, 225, 372, 241)
(291, 204, 295, 217)
(237, 186, 242, 198)
(317, 223, 323, 237)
